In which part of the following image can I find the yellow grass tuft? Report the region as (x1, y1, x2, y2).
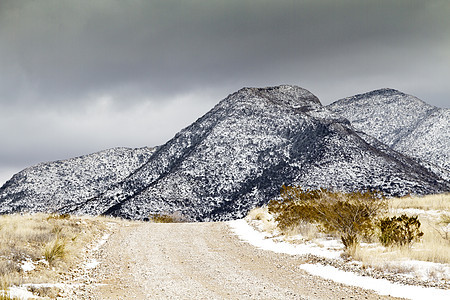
(44, 238, 66, 265)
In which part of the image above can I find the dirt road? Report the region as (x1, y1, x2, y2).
(70, 222, 400, 299)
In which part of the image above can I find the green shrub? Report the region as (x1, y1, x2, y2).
(378, 214, 424, 247)
(268, 186, 387, 249)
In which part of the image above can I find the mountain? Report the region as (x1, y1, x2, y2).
(0, 147, 155, 214)
(327, 89, 450, 176)
(1, 85, 448, 221)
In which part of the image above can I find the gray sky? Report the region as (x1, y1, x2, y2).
(1, 0, 449, 185)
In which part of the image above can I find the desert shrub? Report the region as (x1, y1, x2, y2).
(268, 186, 323, 230)
(378, 215, 424, 247)
(46, 213, 70, 220)
(268, 186, 386, 249)
(149, 212, 186, 223)
(150, 214, 175, 223)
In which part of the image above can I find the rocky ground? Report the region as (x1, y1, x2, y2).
(58, 221, 402, 299)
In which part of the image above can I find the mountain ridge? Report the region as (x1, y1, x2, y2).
(1, 85, 448, 220)
(327, 88, 450, 174)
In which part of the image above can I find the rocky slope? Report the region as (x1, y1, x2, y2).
(327, 89, 450, 175)
(1, 86, 448, 220)
(0, 147, 155, 214)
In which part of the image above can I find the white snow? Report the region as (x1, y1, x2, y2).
(228, 219, 341, 259)
(388, 259, 450, 282)
(394, 208, 443, 217)
(2, 286, 38, 299)
(85, 259, 100, 269)
(1, 283, 68, 300)
(91, 233, 110, 251)
(81, 231, 112, 271)
(228, 219, 450, 300)
(301, 264, 450, 300)
(20, 259, 35, 272)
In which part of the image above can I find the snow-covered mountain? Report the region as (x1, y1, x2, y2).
(0, 85, 448, 221)
(327, 89, 450, 175)
(0, 147, 155, 214)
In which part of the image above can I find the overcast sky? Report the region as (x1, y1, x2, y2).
(1, 0, 449, 185)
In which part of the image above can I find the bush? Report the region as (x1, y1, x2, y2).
(149, 212, 186, 223)
(268, 186, 387, 249)
(47, 213, 70, 220)
(378, 214, 424, 247)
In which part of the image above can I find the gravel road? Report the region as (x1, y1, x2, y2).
(68, 222, 402, 299)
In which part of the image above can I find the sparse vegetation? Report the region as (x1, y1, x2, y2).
(390, 193, 450, 211)
(0, 213, 112, 296)
(249, 190, 450, 278)
(0, 293, 19, 300)
(149, 212, 187, 223)
(268, 186, 386, 250)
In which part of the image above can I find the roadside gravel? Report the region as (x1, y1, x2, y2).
(62, 222, 402, 299)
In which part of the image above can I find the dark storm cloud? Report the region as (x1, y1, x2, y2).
(0, 0, 449, 184)
(2, 0, 449, 106)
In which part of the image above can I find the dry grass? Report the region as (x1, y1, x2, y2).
(245, 207, 278, 234)
(344, 193, 450, 274)
(390, 193, 450, 211)
(0, 213, 117, 296)
(249, 192, 450, 279)
(0, 293, 20, 300)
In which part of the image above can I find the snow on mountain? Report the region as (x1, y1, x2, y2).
(0, 147, 155, 214)
(58, 86, 450, 221)
(1, 85, 448, 221)
(327, 89, 450, 175)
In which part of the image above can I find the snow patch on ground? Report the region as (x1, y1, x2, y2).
(301, 264, 450, 300)
(394, 208, 443, 217)
(91, 233, 110, 251)
(20, 258, 35, 272)
(3, 283, 68, 300)
(390, 260, 450, 281)
(228, 219, 450, 300)
(228, 219, 341, 259)
(3, 286, 39, 299)
(85, 259, 100, 269)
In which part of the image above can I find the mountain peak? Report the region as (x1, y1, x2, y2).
(334, 88, 434, 108)
(327, 89, 448, 173)
(231, 85, 321, 109)
(1, 86, 448, 221)
(367, 88, 403, 96)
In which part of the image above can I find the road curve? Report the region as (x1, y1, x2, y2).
(78, 222, 400, 299)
